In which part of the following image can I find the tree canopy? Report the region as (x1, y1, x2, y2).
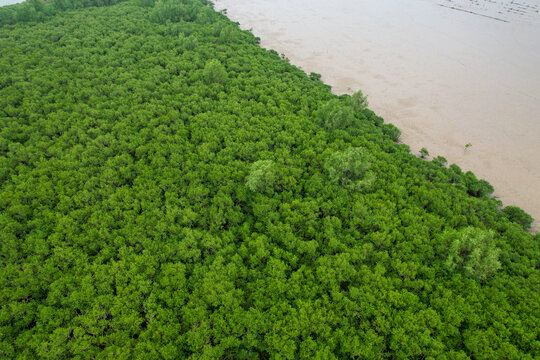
(245, 160, 276, 194)
(325, 147, 375, 191)
(0, 0, 538, 359)
(444, 227, 501, 281)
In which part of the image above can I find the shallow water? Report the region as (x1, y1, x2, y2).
(214, 0, 540, 231)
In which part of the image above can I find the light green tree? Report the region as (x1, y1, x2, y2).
(382, 124, 401, 141)
(245, 160, 276, 194)
(218, 24, 236, 43)
(203, 59, 227, 84)
(316, 99, 355, 130)
(445, 227, 501, 281)
(325, 147, 375, 191)
(351, 89, 368, 112)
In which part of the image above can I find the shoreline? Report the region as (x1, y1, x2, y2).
(213, 0, 540, 232)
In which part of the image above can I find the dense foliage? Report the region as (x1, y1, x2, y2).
(444, 227, 501, 282)
(325, 147, 375, 192)
(0, 0, 538, 359)
(0, 0, 129, 26)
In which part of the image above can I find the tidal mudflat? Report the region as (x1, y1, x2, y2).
(214, 0, 540, 230)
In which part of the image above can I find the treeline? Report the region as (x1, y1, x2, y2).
(0, 0, 538, 359)
(0, 0, 213, 27)
(0, 0, 132, 26)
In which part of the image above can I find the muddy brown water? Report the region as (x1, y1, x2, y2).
(214, 0, 540, 232)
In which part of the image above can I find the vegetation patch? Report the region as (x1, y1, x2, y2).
(0, 0, 537, 358)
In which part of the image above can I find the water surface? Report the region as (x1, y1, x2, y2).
(214, 0, 540, 230)
(0, 0, 24, 6)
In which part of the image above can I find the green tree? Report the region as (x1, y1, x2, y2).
(316, 99, 354, 130)
(382, 124, 401, 141)
(325, 147, 375, 191)
(351, 89, 368, 112)
(218, 24, 236, 43)
(309, 72, 321, 81)
(445, 227, 501, 281)
(433, 155, 447, 167)
(245, 160, 276, 194)
(203, 59, 227, 84)
(464, 171, 494, 198)
(502, 206, 534, 230)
